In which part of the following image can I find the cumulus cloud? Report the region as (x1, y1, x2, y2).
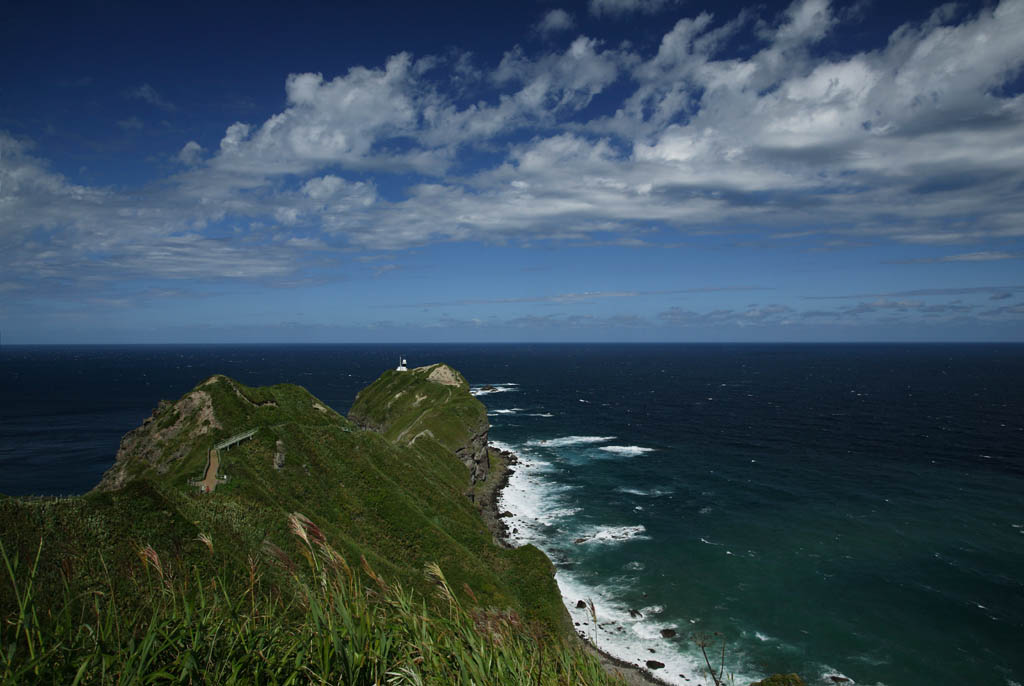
(537, 9, 574, 34)
(176, 141, 204, 165)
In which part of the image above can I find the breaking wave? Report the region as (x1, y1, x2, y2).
(598, 445, 654, 457)
(525, 435, 616, 448)
(471, 383, 519, 396)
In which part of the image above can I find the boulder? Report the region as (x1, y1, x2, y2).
(750, 675, 806, 686)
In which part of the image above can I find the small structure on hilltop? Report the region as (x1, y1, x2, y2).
(396, 355, 408, 371)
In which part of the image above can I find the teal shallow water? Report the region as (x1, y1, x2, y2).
(2, 344, 1022, 685)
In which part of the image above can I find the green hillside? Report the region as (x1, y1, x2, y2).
(0, 365, 619, 684)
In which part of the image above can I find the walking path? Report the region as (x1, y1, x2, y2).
(201, 448, 222, 492)
(198, 428, 256, 493)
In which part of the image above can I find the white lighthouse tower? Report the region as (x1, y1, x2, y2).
(396, 355, 408, 372)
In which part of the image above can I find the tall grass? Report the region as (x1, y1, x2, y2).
(0, 514, 623, 685)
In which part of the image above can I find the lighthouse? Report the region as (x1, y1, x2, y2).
(396, 356, 408, 372)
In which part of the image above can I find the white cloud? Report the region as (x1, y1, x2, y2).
(219, 122, 251, 153)
(493, 37, 622, 112)
(284, 236, 327, 250)
(3, 0, 1024, 290)
(537, 9, 574, 34)
(302, 175, 348, 201)
(211, 54, 423, 177)
(772, 0, 834, 45)
(940, 251, 1018, 262)
(177, 141, 204, 165)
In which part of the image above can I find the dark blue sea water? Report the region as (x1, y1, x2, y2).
(2, 344, 1022, 686)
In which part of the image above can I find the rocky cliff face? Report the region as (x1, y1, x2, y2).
(348, 363, 491, 486)
(92, 374, 291, 493)
(94, 384, 222, 492)
(455, 424, 490, 485)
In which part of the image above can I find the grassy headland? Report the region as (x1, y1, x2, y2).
(0, 364, 616, 684)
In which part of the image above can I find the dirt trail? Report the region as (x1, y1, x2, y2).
(201, 449, 221, 492)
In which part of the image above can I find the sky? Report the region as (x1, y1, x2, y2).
(2, 0, 1024, 343)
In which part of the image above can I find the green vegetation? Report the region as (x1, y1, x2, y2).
(0, 365, 608, 684)
(349, 365, 487, 457)
(1, 513, 619, 685)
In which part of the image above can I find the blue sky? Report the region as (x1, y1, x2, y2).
(2, 0, 1023, 343)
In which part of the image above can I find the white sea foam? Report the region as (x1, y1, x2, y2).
(494, 443, 759, 686)
(630, 621, 667, 640)
(554, 573, 702, 684)
(487, 408, 523, 415)
(525, 435, 616, 448)
(549, 572, 759, 686)
(616, 487, 672, 497)
(470, 383, 519, 396)
(495, 442, 577, 545)
(578, 524, 649, 544)
(488, 440, 518, 454)
(525, 412, 554, 417)
(599, 445, 654, 457)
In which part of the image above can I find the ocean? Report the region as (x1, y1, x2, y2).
(2, 344, 1022, 685)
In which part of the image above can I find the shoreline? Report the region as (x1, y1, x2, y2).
(480, 442, 673, 686)
(474, 445, 517, 548)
